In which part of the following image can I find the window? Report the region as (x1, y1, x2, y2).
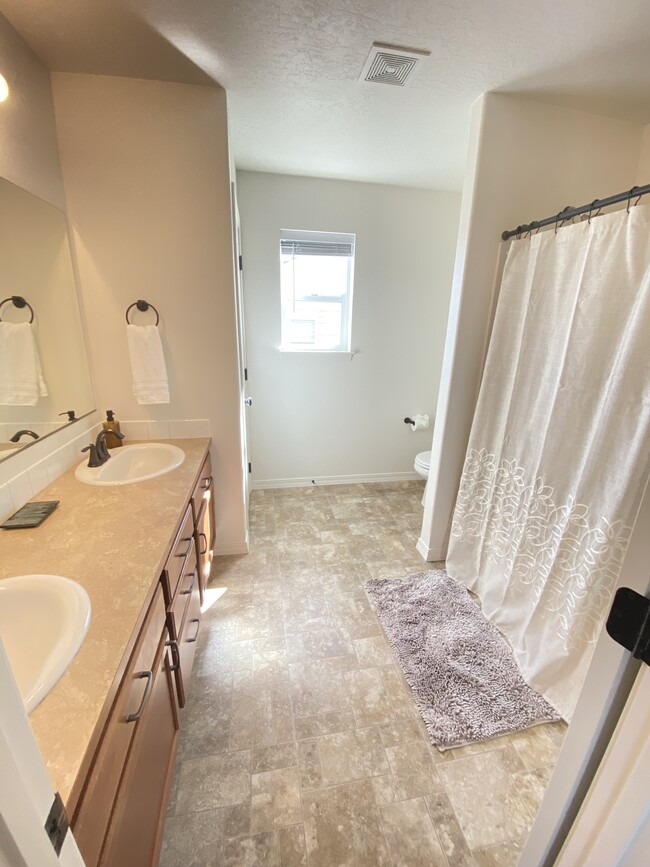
(280, 229, 355, 352)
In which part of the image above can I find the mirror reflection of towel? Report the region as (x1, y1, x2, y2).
(126, 324, 170, 405)
(0, 321, 48, 405)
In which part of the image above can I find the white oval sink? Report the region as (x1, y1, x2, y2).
(75, 442, 185, 486)
(0, 575, 91, 713)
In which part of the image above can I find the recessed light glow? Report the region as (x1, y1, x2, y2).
(0, 75, 9, 102)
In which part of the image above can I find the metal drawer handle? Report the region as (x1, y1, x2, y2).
(200, 476, 212, 490)
(181, 570, 197, 596)
(166, 639, 180, 672)
(198, 532, 208, 556)
(175, 536, 193, 558)
(187, 618, 200, 643)
(126, 670, 153, 722)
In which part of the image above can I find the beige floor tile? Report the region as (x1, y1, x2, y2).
(370, 773, 401, 805)
(229, 683, 275, 750)
(472, 836, 527, 866)
(159, 809, 224, 867)
(251, 743, 298, 775)
(318, 728, 390, 785)
(223, 831, 281, 867)
(175, 751, 251, 814)
(278, 825, 308, 867)
(344, 667, 395, 726)
(223, 802, 251, 837)
(379, 797, 447, 867)
(425, 792, 476, 867)
(197, 639, 252, 677)
(437, 751, 533, 849)
(296, 738, 324, 790)
(378, 719, 424, 747)
(379, 665, 417, 718)
(511, 765, 554, 818)
(286, 627, 355, 662)
(177, 674, 233, 761)
(353, 635, 395, 667)
(510, 726, 561, 771)
(302, 780, 391, 867)
(288, 658, 351, 717)
(250, 767, 302, 833)
(293, 709, 356, 740)
(385, 740, 443, 800)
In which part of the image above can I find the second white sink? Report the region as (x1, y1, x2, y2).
(0, 575, 91, 713)
(75, 442, 185, 486)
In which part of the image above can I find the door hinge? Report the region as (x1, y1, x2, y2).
(238, 254, 243, 271)
(248, 462, 252, 474)
(45, 791, 69, 855)
(606, 587, 650, 665)
(244, 367, 248, 382)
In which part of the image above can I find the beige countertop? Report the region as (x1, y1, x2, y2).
(0, 437, 210, 806)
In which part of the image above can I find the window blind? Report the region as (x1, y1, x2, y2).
(280, 240, 354, 257)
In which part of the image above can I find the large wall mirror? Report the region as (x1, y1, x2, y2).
(0, 177, 94, 462)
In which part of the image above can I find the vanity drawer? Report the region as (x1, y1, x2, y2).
(174, 573, 202, 708)
(168, 546, 198, 640)
(162, 503, 194, 604)
(191, 453, 213, 523)
(72, 584, 167, 867)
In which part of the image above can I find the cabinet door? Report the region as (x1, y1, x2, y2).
(99, 634, 179, 867)
(72, 586, 167, 867)
(195, 493, 214, 601)
(175, 567, 202, 708)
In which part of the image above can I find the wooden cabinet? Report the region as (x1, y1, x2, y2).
(191, 453, 215, 602)
(71, 444, 214, 867)
(73, 585, 176, 867)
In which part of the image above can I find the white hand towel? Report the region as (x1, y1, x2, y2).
(0, 321, 48, 406)
(127, 323, 170, 405)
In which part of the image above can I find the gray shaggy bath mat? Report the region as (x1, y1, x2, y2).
(365, 570, 561, 750)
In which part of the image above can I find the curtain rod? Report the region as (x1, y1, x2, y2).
(501, 183, 650, 241)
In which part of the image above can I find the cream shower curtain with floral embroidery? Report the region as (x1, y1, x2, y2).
(446, 204, 650, 720)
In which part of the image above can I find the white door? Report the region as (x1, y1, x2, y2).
(0, 640, 86, 867)
(556, 664, 650, 866)
(231, 182, 251, 536)
(521, 477, 650, 865)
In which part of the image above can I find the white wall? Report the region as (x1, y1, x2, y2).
(52, 74, 247, 553)
(419, 93, 646, 560)
(236, 171, 461, 487)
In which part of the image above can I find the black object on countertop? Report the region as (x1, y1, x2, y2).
(1, 500, 60, 530)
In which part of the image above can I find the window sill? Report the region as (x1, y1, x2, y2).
(279, 348, 358, 358)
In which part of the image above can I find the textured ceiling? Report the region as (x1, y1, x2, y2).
(4, 1, 650, 190)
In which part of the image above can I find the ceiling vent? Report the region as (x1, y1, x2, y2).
(359, 42, 430, 87)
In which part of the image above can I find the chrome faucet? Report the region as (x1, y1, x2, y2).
(81, 429, 125, 467)
(9, 429, 39, 442)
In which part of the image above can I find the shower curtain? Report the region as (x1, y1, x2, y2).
(446, 203, 650, 720)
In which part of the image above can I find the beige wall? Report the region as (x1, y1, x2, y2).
(0, 13, 65, 209)
(637, 124, 650, 182)
(420, 93, 645, 560)
(52, 74, 246, 552)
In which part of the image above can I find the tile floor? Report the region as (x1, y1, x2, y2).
(161, 481, 566, 867)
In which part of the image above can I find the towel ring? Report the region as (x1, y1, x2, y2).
(125, 299, 160, 326)
(0, 295, 35, 323)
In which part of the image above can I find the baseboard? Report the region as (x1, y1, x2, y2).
(251, 471, 421, 490)
(214, 541, 249, 556)
(416, 537, 447, 562)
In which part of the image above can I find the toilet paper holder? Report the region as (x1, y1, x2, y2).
(404, 417, 415, 425)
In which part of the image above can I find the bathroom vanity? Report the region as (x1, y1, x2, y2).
(0, 438, 215, 867)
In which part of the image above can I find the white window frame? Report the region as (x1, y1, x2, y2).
(279, 229, 355, 353)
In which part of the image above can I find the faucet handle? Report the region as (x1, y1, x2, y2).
(82, 444, 103, 468)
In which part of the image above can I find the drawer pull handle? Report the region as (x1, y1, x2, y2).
(181, 570, 197, 595)
(126, 670, 153, 722)
(200, 476, 212, 490)
(187, 618, 200, 643)
(175, 536, 193, 558)
(166, 639, 180, 672)
(198, 532, 208, 556)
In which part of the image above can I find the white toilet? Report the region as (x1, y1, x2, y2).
(414, 450, 431, 480)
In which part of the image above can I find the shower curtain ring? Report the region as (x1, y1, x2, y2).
(587, 200, 600, 224)
(627, 187, 640, 214)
